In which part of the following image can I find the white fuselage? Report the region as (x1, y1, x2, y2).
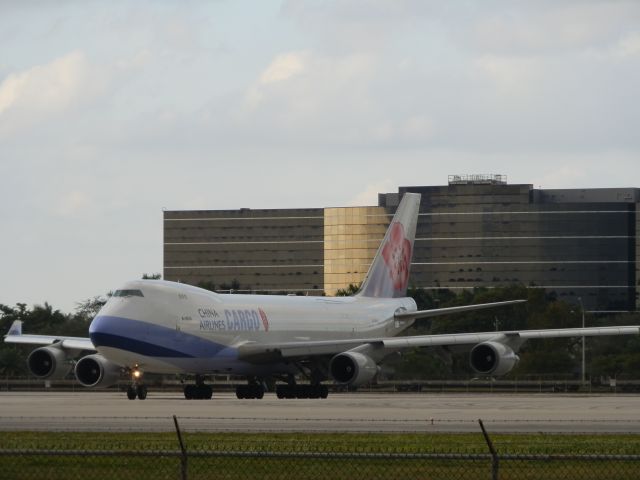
(89, 280, 417, 375)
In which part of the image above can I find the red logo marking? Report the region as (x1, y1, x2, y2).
(381, 222, 412, 291)
(258, 308, 269, 332)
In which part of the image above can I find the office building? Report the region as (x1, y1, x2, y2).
(164, 175, 639, 311)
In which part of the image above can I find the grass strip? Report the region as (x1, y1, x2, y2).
(2, 432, 640, 480)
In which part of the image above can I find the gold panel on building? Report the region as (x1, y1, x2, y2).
(323, 206, 389, 295)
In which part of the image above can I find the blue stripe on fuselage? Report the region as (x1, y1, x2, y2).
(90, 315, 232, 358)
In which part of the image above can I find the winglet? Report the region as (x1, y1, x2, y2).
(358, 192, 421, 298)
(6, 320, 23, 336)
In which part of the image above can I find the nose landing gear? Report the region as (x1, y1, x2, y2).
(126, 368, 147, 400)
(127, 384, 148, 400)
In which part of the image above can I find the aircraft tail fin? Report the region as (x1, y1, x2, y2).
(357, 192, 421, 298)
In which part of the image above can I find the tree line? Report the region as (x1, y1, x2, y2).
(1, 281, 639, 380)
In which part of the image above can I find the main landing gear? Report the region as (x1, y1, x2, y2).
(126, 368, 147, 400)
(184, 375, 213, 400)
(235, 384, 265, 399)
(273, 375, 329, 399)
(275, 384, 328, 399)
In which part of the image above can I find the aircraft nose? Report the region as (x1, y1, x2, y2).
(89, 315, 117, 347)
(88, 314, 154, 355)
(89, 314, 144, 348)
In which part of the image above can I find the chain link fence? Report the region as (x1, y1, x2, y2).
(3, 448, 640, 479)
(1, 417, 640, 479)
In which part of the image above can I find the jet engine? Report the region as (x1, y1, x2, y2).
(329, 351, 379, 386)
(470, 341, 520, 376)
(27, 346, 71, 380)
(74, 354, 121, 388)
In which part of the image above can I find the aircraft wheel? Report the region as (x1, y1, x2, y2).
(194, 385, 208, 400)
(236, 385, 264, 399)
(236, 386, 246, 399)
(127, 386, 137, 400)
(320, 385, 329, 399)
(184, 385, 194, 400)
(255, 386, 264, 400)
(276, 385, 297, 399)
(136, 385, 148, 400)
(309, 386, 320, 399)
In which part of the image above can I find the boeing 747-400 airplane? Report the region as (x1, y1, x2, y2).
(5, 193, 640, 399)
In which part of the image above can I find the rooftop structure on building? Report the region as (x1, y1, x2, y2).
(448, 174, 507, 185)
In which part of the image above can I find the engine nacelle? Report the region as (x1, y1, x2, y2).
(74, 354, 121, 388)
(27, 346, 71, 380)
(470, 341, 520, 376)
(329, 351, 379, 386)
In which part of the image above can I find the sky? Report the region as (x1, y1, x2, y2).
(1, 0, 639, 313)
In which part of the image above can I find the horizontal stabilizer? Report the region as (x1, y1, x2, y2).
(395, 299, 527, 321)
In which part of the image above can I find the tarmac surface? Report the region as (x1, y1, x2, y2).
(1, 391, 639, 433)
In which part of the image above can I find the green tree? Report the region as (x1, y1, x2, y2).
(75, 296, 108, 321)
(198, 279, 247, 293)
(219, 279, 242, 292)
(0, 347, 25, 376)
(335, 284, 360, 296)
(197, 280, 217, 292)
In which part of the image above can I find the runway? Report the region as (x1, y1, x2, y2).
(1, 391, 640, 433)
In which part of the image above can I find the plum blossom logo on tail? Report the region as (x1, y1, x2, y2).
(381, 222, 412, 291)
(258, 308, 270, 332)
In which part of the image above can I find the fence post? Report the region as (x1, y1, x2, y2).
(479, 419, 499, 480)
(173, 415, 188, 480)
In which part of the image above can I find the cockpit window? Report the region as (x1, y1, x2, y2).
(113, 289, 144, 298)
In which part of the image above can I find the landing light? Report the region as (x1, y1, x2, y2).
(132, 369, 142, 379)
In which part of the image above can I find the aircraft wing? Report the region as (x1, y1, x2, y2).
(394, 299, 526, 321)
(237, 325, 640, 361)
(379, 326, 640, 349)
(3, 320, 95, 351)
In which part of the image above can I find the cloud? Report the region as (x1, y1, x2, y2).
(530, 165, 587, 190)
(239, 2, 639, 153)
(0, 51, 111, 139)
(464, 2, 640, 55)
(238, 50, 438, 148)
(473, 55, 543, 97)
(280, 0, 439, 53)
(615, 31, 640, 58)
(371, 115, 435, 144)
(54, 190, 93, 218)
(239, 50, 379, 143)
(244, 51, 310, 110)
(0, 51, 89, 116)
(348, 180, 397, 206)
(259, 51, 309, 84)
